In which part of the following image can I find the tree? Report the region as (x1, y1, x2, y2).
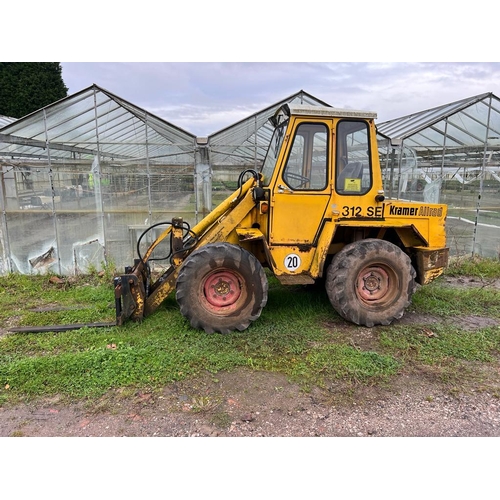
(0, 62, 68, 118)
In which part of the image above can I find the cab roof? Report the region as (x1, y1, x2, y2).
(284, 103, 377, 120)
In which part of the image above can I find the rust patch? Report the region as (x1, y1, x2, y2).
(296, 244, 312, 253)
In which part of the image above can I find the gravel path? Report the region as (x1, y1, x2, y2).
(1, 368, 499, 437)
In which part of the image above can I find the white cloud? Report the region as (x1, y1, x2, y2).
(60, 62, 500, 136)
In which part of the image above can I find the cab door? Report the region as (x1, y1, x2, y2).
(269, 121, 332, 246)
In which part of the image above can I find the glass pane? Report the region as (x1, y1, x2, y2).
(6, 212, 58, 274)
(283, 123, 327, 190)
(336, 120, 371, 195)
(56, 212, 105, 275)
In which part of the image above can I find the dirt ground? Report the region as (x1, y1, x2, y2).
(1, 276, 499, 437)
(1, 367, 499, 437)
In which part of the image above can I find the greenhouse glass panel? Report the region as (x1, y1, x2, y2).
(101, 171, 150, 212)
(103, 212, 144, 271)
(211, 168, 243, 208)
(429, 121, 467, 148)
(2, 164, 53, 211)
(447, 111, 488, 146)
(404, 127, 447, 149)
(487, 107, 500, 141)
(56, 212, 105, 274)
(148, 171, 195, 214)
(48, 108, 101, 144)
(104, 211, 182, 274)
(474, 219, 500, 258)
(6, 212, 58, 274)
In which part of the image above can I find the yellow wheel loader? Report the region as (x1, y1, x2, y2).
(114, 104, 449, 333)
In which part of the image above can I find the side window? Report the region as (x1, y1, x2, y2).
(283, 123, 328, 190)
(336, 120, 372, 195)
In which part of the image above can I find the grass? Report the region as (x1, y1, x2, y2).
(379, 324, 500, 364)
(1, 256, 499, 405)
(445, 254, 500, 278)
(411, 285, 500, 317)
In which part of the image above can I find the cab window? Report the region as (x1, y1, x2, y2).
(283, 123, 328, 190)
(261, 121, 288, 186)
(336, 120, 372, 195)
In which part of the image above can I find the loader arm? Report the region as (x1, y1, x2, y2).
(114, 176, 259, 325)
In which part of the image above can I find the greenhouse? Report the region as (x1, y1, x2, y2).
(1, 87, 499, 276)
(0, 86, 328, 275)
(377, 92, 500, 258)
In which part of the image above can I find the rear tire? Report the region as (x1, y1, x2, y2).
(176, 243, 268, 334)
(325, 239, 416, 327)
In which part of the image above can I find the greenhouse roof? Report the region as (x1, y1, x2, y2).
(0, 115, 16, 128)
(207, 90, 331, 166)
(0, 86, 332, 167)
(377, 92, 500, 150)
(0, 84, 197, 164)
(3, 84, 499, 168)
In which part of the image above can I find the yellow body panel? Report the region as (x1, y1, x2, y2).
(333, 199, 448, 248)
(270, 192, 330, 245)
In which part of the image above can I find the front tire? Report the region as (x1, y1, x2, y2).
(325, 239, 416, 327)
(176, 243, 268, 334)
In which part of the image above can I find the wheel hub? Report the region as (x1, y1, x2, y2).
(204, 270, 241, 308)
(357, 266, 390, 302)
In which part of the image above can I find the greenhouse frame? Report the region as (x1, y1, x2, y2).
(0, 87, 499, 276)
(377, 92, 500, 259)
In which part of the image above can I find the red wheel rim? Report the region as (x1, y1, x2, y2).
(203, 270, 242, 309)
(356, 266, 391, 302)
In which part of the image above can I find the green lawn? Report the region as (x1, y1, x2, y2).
(1, 256, 499, 404)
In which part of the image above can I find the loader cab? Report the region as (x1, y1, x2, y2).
(259, 104, 380, 255)
(260, 104, 377, 195)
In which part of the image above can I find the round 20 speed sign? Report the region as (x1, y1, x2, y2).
(284, 253, 301, 272)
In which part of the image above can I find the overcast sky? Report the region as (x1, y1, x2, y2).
(59, 62, 500, 137)
(7, 2, 499, 138)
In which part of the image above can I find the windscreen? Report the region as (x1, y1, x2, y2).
(260, 121, 288, 186)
